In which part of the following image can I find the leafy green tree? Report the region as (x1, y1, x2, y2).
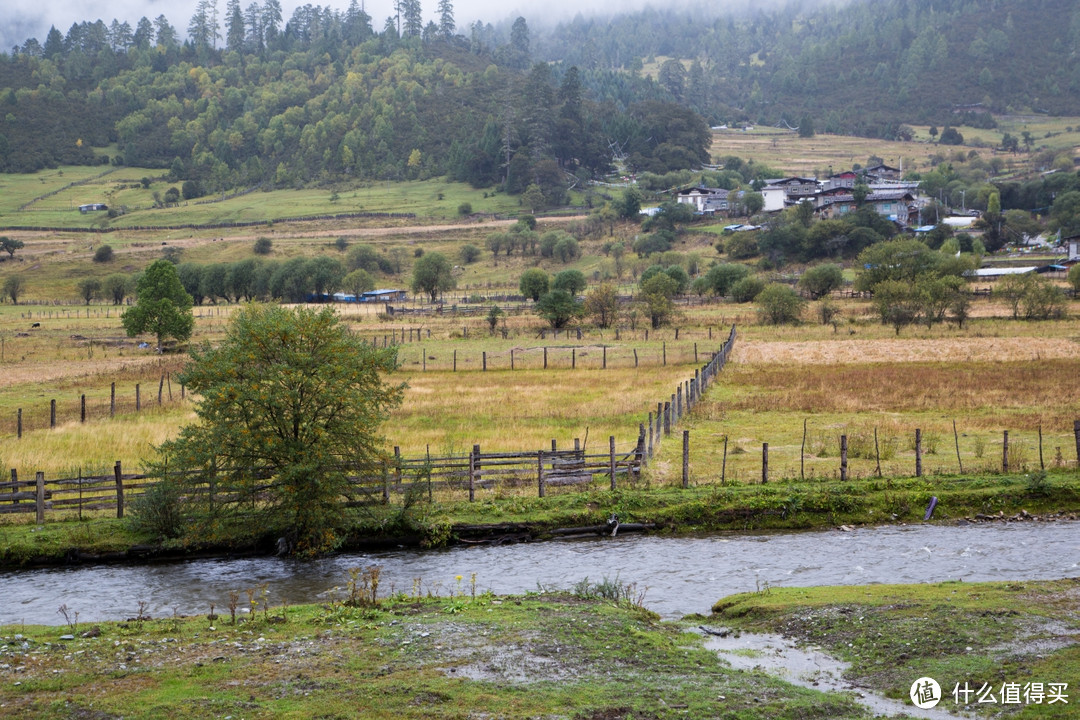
(77, 278, 102, 305)
(94, 245, 115, 263)
(486, 305, 504, 333)
(872, 280, 921, 335)
(854, 239, 952, 291)
(253, 237, 273, 255)
(460, 244, 482, 264)
(155, 305, 403, 555)
(756, 284, 805, 325)
(613, 187, 643, 220)
(535, 289, 583, 329)
(583, 282, 619, 328)
(0, 237, 24, 258)
(798, 263, 844, 299)
(410, 252, 456, 302)
(121, 260, 195, 352)
(994, 273, 1037, 319)
(553, 235, 581, 263)
(730, 276, 766, 303)
(703, 263, 751, 296)
(342, 269, 375, 300)
(1068, 264, 1080, 294)
(309, 256, 346, 301)
(552, 269, 587, 295)
(640, 273, 679, 328)
(3, 274, 24, 304)
(1021, 277, 1067, 320)
(519, 268, 550, 301)
(103, 273, 131, 305)
(916, 275, 965, 328)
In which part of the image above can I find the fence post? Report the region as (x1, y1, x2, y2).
(511, 349, 514, 370)
(630, 425, 639, 474)
(50, 400, 56, 429)
(81, 394, 86, 423)
(544, 347, 548, 369)
(762, 443, 769, 484)
(114, 461, 124, 519)
(111, 382, 115, 416)
(609, 436, 616, 491)
(721, 436, 730, 487)
(482, 351, 487, 372)
(551, 438, 557, 452)
(840, 435, 848, 481)
(1073, 420, 1080, 468)
(136, 383, 141, 411)
(915, 429, 923, 477)
(538, 451, 545, 498)
(694, 342, 698, 363)
(633, 348, 638, 367)
(647, 412, 654, 457)
(469, 444, 479, 502)
(17, 408, 21, 439)
(656, 403, 663, 444)
(677, 386, 683, 420)
(662, 341, 666, 366)
(572, 348, 575, 369)
(1002, 430, 1009, 473)
(663, 401, 671, 436)
(682, 430, 690, 488)
(10, 469, 17, 504)
(36, 471, 45, 524)
(602, 346, 606, 369)
(394, 446, 402, 489)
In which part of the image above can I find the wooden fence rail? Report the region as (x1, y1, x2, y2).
(2, 441, 645, 522)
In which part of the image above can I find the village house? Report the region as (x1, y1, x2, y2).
(674, 186, 731, 214)
(817, 189, 917, 224)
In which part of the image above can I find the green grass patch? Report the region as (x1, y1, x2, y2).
(0, 590, 866, 719)
(713, 578, 1080, 717)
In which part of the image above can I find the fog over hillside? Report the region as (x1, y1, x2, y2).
(3, 0, 777, 53)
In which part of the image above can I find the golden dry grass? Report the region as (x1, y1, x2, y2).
(733, 336, 1080, 365)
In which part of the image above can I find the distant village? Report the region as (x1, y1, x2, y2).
(671, 163, 1080, 277)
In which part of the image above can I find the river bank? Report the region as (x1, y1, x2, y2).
(710, 578, 1080, 718)
(0, 585, 866, 720)
(1, 471, 1078, 570)
(2, 578, 1076, 719)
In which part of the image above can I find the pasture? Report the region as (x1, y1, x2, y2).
(0, 173, 1078, 527)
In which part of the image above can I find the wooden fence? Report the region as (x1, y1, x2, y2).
(3, 328, 740, 522)
(7, 375, 184, 437)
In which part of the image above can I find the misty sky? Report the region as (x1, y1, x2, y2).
(2, 0, 669, 52)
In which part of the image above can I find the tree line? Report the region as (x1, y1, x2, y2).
(1, 4, 709, 206)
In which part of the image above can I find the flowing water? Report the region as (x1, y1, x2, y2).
(3, 520, 1078, 626)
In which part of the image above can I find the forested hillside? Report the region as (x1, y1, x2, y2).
(542, 0, 1080, 137)
(0, 5, 708, 200)
(1, 0, 1077, 196)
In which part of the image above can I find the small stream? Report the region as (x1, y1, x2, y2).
(2, 520, 1078, 627)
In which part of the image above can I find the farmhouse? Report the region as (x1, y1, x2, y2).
(1067, 236, 1080, 261)
(674, 186, 730, 213)
(818, 190, 917, 224)
(78, 203, 107, 213)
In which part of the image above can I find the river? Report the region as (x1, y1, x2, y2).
(3, 520, 1078, 626)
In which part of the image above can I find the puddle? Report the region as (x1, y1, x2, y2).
(700, 628, 972, 718)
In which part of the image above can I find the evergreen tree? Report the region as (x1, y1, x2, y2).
(437, 0, 455, 38)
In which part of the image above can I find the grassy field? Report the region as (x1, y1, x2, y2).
(0, 587, 868, 720)
(710, 117, 1080, 178)
(0, 170, 574, 230)
(714, 578, 1080, 718)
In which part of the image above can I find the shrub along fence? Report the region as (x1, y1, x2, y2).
(1, 328, 739, 523)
